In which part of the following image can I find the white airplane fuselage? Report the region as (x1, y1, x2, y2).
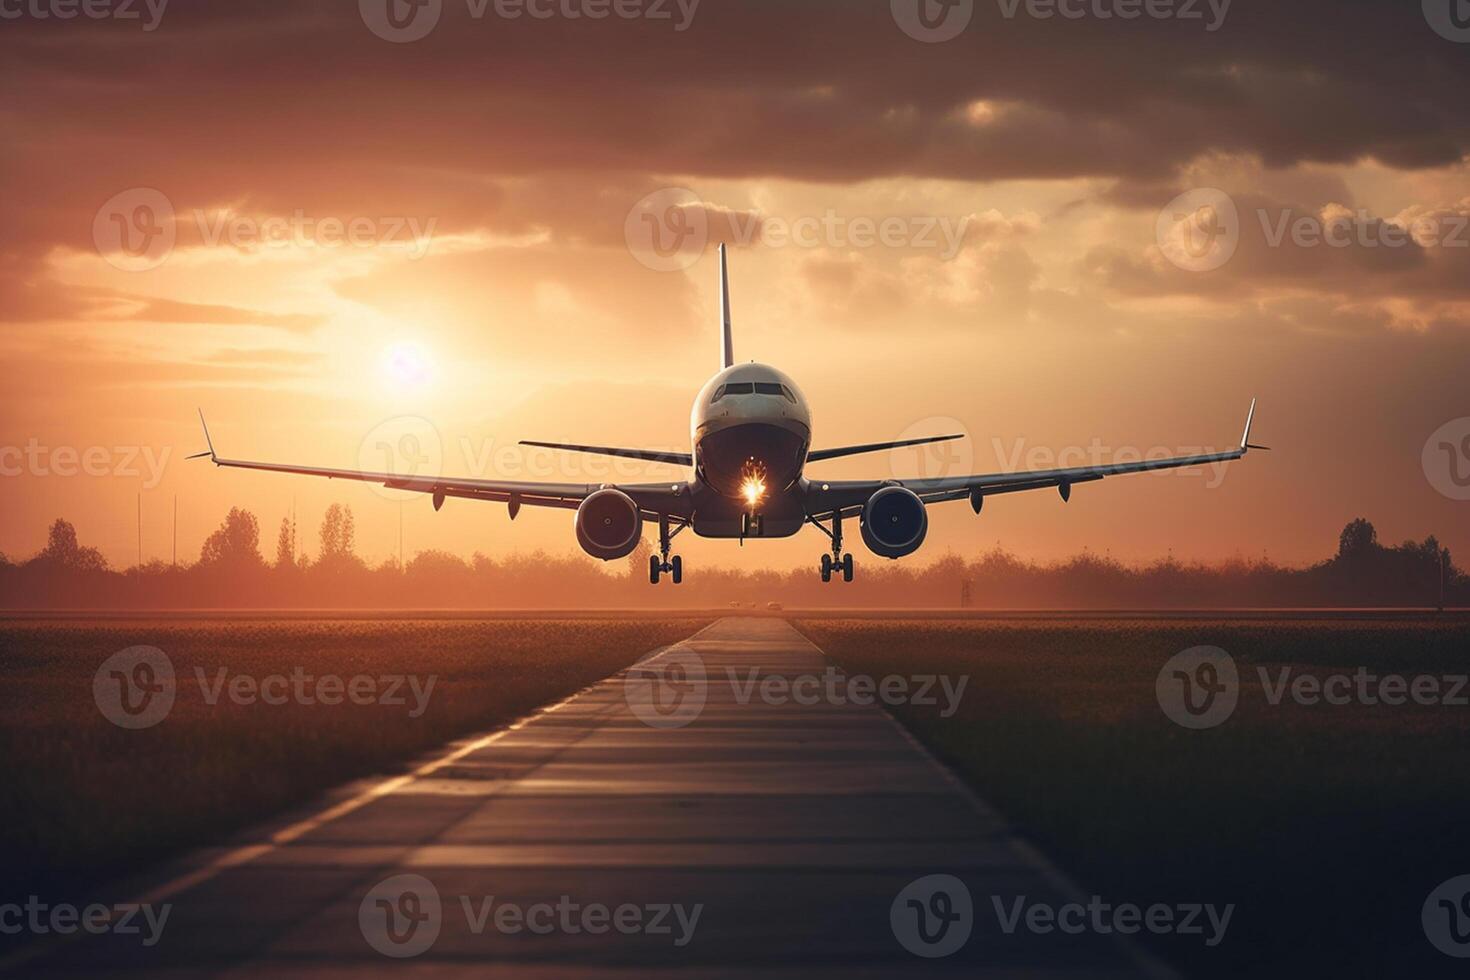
(688, 362, 813, 538)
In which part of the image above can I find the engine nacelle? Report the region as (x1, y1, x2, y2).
(575, 489, 642, 560)
(860, 485, 928, 559)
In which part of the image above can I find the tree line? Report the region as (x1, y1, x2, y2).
(0, 509, 1462, 610)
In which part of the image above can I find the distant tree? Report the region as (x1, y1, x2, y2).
(1337, 518, 1379, 560)
(317, 503, 360, 569)
(199, 508, 263, 566)
(274, 516, 296, 570)
(35, 518, 108, 571)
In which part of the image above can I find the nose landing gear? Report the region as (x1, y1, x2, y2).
(812, 511, 855, 583)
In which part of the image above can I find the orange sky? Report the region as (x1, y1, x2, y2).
(2, 2, 1468, 573)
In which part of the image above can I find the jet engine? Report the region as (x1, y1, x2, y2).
(575, 489, 642, 560)
(860, 485, 928, 558)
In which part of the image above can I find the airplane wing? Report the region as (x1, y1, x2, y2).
(189, 413, 689, 517)
(519, 441, 692, 467)
(806, 401, 1265, 519)
(807, 433, 964, 463)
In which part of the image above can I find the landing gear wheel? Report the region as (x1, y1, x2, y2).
(842, 553, 854, 582)
(670, 555, 683, 584)
(649, 554, 661, 584)
(820, 553, 832, 582)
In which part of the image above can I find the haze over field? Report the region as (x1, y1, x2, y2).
(3, 1, 1468, 572)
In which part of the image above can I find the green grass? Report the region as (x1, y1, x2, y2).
(0, 617, 707, 908)
(796, 618, 1470, 979)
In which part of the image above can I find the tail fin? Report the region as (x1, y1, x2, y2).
(719, 243, 734, 369)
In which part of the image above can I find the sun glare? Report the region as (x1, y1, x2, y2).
(383, 342, 432, 386)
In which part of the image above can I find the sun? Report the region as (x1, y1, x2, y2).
(383, 342, 432, 387)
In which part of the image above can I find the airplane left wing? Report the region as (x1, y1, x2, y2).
(806, 401, 1264, 519)
(189, 413, 689, 517)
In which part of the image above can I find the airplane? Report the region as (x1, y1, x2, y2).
(191, 243, 1266, 584)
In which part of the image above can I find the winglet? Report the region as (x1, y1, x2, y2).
(718, 243, 734, 370)
(188, 409, 218, 462)
(1240, 398, 1270, 452)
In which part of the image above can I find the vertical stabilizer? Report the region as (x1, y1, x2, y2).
(719, 243, 734, 369)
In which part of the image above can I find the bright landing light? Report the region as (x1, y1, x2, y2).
(739, 459, 767, 508)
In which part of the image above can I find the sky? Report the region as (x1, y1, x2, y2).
(2, 0, 1468, 573)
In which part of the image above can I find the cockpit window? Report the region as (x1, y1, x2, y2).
(711, 382, 753, 403)
(779, 385, 797, 403)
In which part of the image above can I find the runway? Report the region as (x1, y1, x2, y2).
(19, 618, 1169, 977)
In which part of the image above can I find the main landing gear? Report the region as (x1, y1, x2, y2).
(811, 511, 854, 583)
(649, 514, 684, 585)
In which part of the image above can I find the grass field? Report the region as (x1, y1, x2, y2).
(796, 617, 1470, 979)
(0, 617, 707, 909)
